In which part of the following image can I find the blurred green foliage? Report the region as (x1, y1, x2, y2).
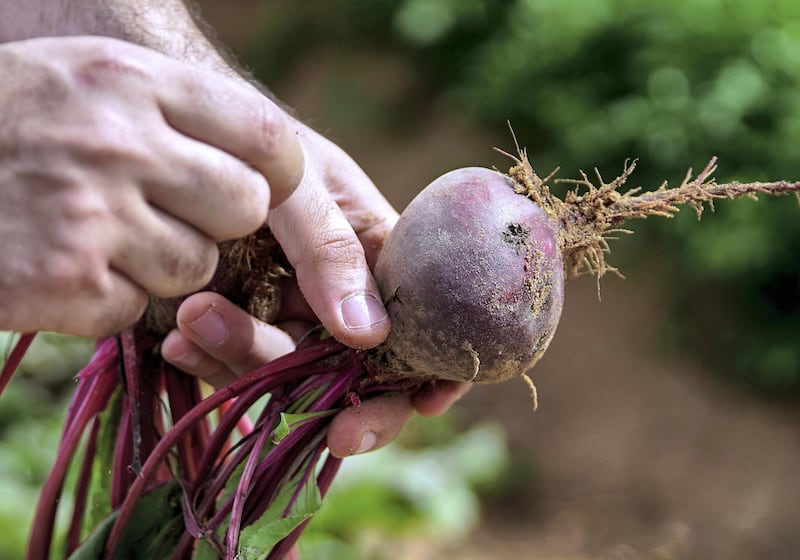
(0, 333, 92, 559)
(246, 0, 800, 395)
(300, 416, 509, 559)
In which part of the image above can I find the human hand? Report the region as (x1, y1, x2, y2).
(162, 125, 469, 456)
(161, 291, 471, 457)
(0, 36, 303, 336)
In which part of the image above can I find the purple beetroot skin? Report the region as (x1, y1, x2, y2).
(370, 167, 565, 384)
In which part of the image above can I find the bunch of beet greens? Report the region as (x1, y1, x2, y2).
(2, 328, 412, 559)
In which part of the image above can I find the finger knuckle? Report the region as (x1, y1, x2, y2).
(70, 40, 152, 89)
(84, 126, 156, 169)
(59, 184, 110, 222)
(29, 116, 153, 172)
(253, 102, 288, 160)
(181, 249, 219, 293)
(235, 194, 269, 235)
(150, 239, 219, 297)
(185, 158, 268, 238)
(39, 249, 114, 301)
(84, 290, 148, 337)
(313, 230, 365, 268)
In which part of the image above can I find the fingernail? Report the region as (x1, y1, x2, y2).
(169, 345, 203, 370)
(355, 431, 377, 455)
(341, 293, 387, 330)
(162, 332, 203, 369)
(188, 307, 228, 345)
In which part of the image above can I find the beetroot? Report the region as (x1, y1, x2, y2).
(370, 153, 800, 390)
(371, 167, 564, 384)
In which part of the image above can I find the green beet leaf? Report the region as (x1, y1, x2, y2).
(69, 480, 183, 560)
(236, 468, 322, 560)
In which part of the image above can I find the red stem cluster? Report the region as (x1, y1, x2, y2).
(2, 328, 411, 559)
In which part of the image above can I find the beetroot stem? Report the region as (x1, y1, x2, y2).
(194, 339, 348, 484)
(110, 401, 133, 509)
(120, 330, 144, 477)
(202, 390, 301, 532)
(189, 346, 355, 524)
(241, 429, 327, 528)
(164, 365, 208, 483)
(225, 413, 274, 558)
(65, 339, 118, 434)
(0, 332, 36, 398)
(104, 337, 346, 557)
(241, 364, 364, 526)
(66, 417, 100, 554)
(192, 384, 290, 499)
(27, 364, 118, 560)
(189, 386, 295, 533)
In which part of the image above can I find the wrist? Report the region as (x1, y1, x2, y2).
(0, 0, 238, 82)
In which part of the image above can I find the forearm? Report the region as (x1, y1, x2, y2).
(0, 0, 240, 80)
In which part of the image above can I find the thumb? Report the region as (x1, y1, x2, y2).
(268, 165, 390, 350)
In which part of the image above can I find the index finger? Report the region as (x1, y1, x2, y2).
(298, 127, 398, 267)
(156, 66, 304, 208)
